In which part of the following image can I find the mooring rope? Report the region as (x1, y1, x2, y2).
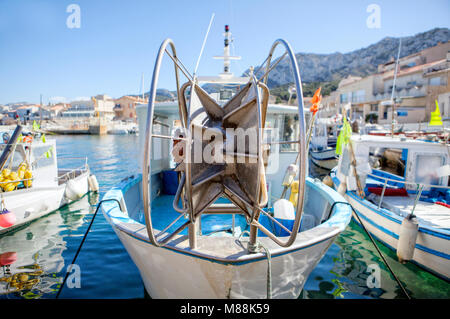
(55, 198, 122, 299)
(327, 201, 411, 299)
(239, 230, 273, 299)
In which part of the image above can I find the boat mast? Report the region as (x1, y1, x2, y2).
(213, 25, 241, 78)
(391, 38, 402, 137)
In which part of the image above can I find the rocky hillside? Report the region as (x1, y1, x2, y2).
(136, 28, 449, 100)
(252, 28, 450, 88)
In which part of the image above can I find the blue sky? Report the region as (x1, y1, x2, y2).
(0, 0, 449, 104)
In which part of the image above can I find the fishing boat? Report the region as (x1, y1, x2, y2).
(330, 134, 450, 280)
(107, 121, 137, 135)
(309, 117, 340, 170)
(102, 25, 352, 298)
(0, 126, 99, 235)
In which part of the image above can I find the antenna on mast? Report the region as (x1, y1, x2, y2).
(193, 13, 215, 78)
(213, 25, 241, 78)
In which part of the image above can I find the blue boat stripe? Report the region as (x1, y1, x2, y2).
(351, 218, 450, 281)
(353, 203, 450, 260)
(310, 154, 338, 160)
(346, 189, 450, 240)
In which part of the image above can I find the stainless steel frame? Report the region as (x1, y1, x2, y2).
(142, 38, 307, 250)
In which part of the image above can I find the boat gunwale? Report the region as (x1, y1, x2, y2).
(330, 168, 450, 238)
(101, 174, 352, 265)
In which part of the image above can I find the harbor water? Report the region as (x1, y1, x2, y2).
(0, 135, 448, 299)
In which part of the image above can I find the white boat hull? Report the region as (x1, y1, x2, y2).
(107, 129, 128, 135)
(102, 175, 352, 299)
(113, 225, 335, 299)
(309, 148, 338, 170)
(0, 171, 90, 235)
(331, 173, 450, 280)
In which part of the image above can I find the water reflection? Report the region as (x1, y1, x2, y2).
(0, 192, 98, 299)
(303, 221, 450, 299)
(0, 134, 447, 299)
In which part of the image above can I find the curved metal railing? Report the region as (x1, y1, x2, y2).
(141, 38, 308, 249)
(248, 39, 307, 248)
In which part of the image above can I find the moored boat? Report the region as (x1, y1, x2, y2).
(309, 118, 339, 170)
(102, 26, 352, 298)
(0, 126, 99, 235)
(331, 134, 450, 280)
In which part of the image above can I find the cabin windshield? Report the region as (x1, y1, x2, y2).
(202, 83, 243, 104)
(414, 154, 445, 186)
(280, 114, 299, 152)
(0, 145, 27, 171)
(369, 147, 407, 178)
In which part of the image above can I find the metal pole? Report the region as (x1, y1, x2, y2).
(378, 179, 388, 209)
(410, 184, 424, 217)
(391, 39, 402, 138)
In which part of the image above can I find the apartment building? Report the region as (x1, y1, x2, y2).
(114, 95, 147, 121)
(326, 41, 450, 124)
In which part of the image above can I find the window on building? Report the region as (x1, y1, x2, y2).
(370, 104, 378, 112)
(383, 106, 389, 119)
(430, 77, 441, 86)
(340, 93, 348, 103)
(353, 90, 365, 103)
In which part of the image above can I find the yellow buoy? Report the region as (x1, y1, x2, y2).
(24, 170, 33, 188)
(289, 180, 299, 208)
(2, 169, 11, 178)
(8, 172, 20, 187)
(2, 179, 15, 192)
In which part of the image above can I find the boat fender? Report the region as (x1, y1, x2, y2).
(396, 214, 419, 264)
(322, 175, 334, 188)
(337, 181, 347, 196)
(288, 181, 299, 207)
(273, 199, 296, 235)
(65, 179, 85, 201)
(88, 175, 99, 192)
(0, 208, 16, 228)
(273, 199, 295, 220)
